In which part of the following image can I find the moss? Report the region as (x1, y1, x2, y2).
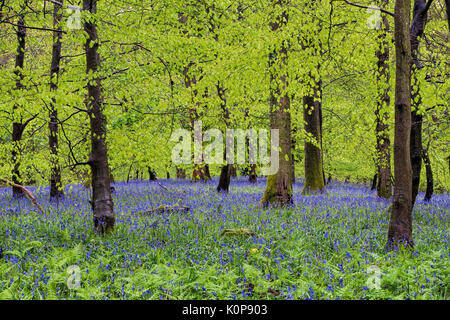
(259, 173, 293, 207)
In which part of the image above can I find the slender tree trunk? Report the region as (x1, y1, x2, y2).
(147, 166, 156, 180)
(135, 169, 139, 180)
(375, 0, 392, 198)
(302, 74, 325, 194)
(217, 164, 232, 193)
(216, 82, 232, 192)
(176, 167, 186, 179)
(410, 85, 422, 206)
(422, 147, 433, 202)
(387, 0, 413, 247)
(291, 133, 296, 184)
(49, 0, 64, 200)
(204, 164, 211, 180)
(166, 168, 170, 179)
(410, 0, 433, 206)
(126, 162, 133, 183)
(260, 5, 293, 206)
(11, 13, 26, 198)
(84, 0, 114, 234)
(371, 173, 378, 191)
(249, 164, 257, 184)
(319, 97, 326, 187)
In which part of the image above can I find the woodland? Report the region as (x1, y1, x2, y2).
(0, 0, 448, 300)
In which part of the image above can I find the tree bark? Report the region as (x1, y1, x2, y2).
(84, 0, 114, 234)
(375, 0, 393, 199)
(302, 74, 325, 194)
(204, 164, 211, 180)
(147, 166, 156, 180)
(422, 147, 433, 202)
(49, 0, 64, 200)
(371, 173, 378, 191)
(260, 4, 293, 207)
(216, 81, 232, 192)
(217, 164, 232, 193)
(249, 164, 257, 184)
(387, 0, 413, 247)
(11, 13, 26, 198)
(409, 0, 433, 207)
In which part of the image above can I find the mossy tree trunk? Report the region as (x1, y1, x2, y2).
(260, 2, 293, 207)
(302, 75, 325, 195)
(249, 164, 257, 184)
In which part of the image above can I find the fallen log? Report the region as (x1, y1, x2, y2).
(221, 228, 255, 237)
(0, 178, 44, 214)
(143, 204, 190, 215)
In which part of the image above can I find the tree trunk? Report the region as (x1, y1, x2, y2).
(291, 124, 297, 184)
(375, 0, 393, 199)
(216, 81, 233, 192)
(260, 6, 293, 206)
(11, 13, 26, 198)
(230, 165, 237, 178)
(204, 164, 211, 180)
(302, 76, 325, 194)
(176, 167, 186, 179)
(422, 147, 433, 202)
(249, 164, 257, 184)
(410, 0, 433, 207)
(49, 0, 64, 200)
(126, 162, 133, 183)
(387, 0, 413, 247)
(371, 173, 378, 191)
(217, 164, 232, 193)
(290, 146, 295, 184)
(84, 0, 114, 234)
(147, 166, 156, 180)
(319, 98, 325, 188)
(410, 95, 422, 206)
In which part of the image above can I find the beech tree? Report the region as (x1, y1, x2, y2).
(410, 0, 434, 206)
(48, 0, 64, 200)
(388, 0, 413, 247)
(83, 0, 115, 234)
(374, 0, 392, 199)
(260, 0, 293, 207)
(301, 2, 325, 195)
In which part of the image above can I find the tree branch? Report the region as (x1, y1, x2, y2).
(339, 0, 394, 17)
(0, 179, 44, 214)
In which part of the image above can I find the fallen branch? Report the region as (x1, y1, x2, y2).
(221, 228, 255, 237)
(0, 179, 44, 214)
(143, 204, 190, 215)
(154, 177, 170, 192)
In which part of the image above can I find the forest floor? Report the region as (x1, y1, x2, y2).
(0, 178, 448, 300)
